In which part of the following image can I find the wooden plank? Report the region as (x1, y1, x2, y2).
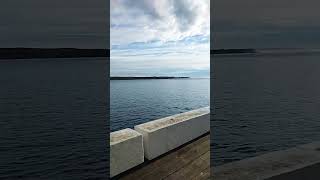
(192, 167, 211, 180)
(165, 151, 210, 179)
(118, 134, 210, 180)
(131, 136, 209, 180)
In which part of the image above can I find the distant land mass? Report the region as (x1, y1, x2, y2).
(0, 48, 109, 59)
(211, 49, 256, 55)
(110, 76, 190, 80)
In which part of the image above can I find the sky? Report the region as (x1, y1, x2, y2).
(212, 0, 320, 49)
(0, 0, 108, 48)
(110, 0, 210, 77)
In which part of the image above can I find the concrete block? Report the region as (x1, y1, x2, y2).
(134, 107, 209, 160)
(110, 128, 144, 177)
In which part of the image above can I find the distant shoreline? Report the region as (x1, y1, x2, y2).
(0, 48, 109, 59)
(110, 76, 190, 80)
(211, 49, 256, 55)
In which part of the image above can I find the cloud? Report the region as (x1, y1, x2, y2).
(111, 0, 209, 44)
(111, 35, 210, 77)
(172, 0, 197, 31)
(110, 0, 210, 77)
(114, 0, 162, 19)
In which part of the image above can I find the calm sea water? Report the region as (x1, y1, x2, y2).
(212, 52, 320, 166)
(110, 78, 210, 132)
(0, 58, 108, 179)
(3, 53, 320, 176)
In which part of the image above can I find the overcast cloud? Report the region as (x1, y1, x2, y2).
(111, 0, 210, 77)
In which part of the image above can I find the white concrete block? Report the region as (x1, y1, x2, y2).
(134, 107, 210, 160)
(110, 128, 144, 177)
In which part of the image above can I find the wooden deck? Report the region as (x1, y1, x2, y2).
(114, 133, 210, 180)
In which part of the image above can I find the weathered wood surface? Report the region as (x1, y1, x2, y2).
(114, 133, 211, 180)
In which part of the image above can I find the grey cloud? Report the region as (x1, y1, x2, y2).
(117, 0, 161, 19)
(172, 0, 197, 31)
(116, 0, 199, 32)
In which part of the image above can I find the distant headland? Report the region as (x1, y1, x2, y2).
(0, 48, 109, 59)
(211, 49, 256, 55)
(110, 76, 190, 80)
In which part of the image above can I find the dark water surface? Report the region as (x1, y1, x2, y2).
(0, 58, 108, 179)
(110, 79, 210, 132)
(3, 53, 319, 176)
(212, 53, 320, 166)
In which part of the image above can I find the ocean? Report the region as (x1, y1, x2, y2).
(110, 78, 210, 132)
(0, 58, 209, 179)
(0, 58, 108, 179)
(2, 52, 319, 176)
(212, 52, 320, 166)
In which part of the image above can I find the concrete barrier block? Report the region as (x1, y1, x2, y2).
(135, 107, 209, 160)
(110, 128, 144, 177)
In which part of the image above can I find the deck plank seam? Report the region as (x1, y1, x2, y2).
(137, 135, 210, 179)
(161, 149, 209, 179)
